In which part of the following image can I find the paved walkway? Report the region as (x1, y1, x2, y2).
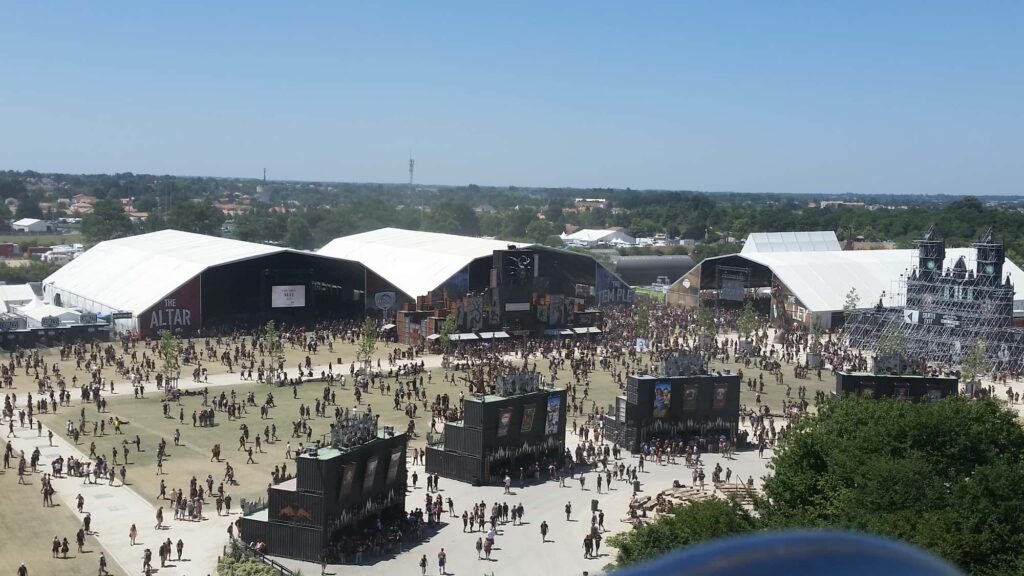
(11, 420, 233, 576)
(271, 434, 773, 576)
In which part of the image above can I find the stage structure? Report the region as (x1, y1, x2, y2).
(602, 351, 741, 453)
(835, 371, 958, 401)
(238, 410, 408, 563)
(425, 370, 568, 485)
(846, 227, 1024, 371)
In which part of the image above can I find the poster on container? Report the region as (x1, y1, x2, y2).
(497, 407, 514, 437)
(545, 396, 562, 435)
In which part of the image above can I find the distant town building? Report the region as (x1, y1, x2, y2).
(819, 200, 866, 209)
(11, 218, 52, 234)
(574, 198, 607, 211)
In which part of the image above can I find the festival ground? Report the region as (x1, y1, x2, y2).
(1, 333, 847, 576)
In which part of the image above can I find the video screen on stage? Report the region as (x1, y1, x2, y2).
(271, 285, 306, 308)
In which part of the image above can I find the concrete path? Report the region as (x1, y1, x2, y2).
(271, 434, 773, 576)
(11, 420, 233, 576)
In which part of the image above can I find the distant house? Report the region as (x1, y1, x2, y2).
(11, 218, 52, 233)
(560, 228, 636, 248)
(574, 198, 608, 211)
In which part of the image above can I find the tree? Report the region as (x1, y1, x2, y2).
(167, 200, 225, 235)
(843, 287, 860, 314)
(357, 317, 377, 369)
(81, 198, 134, 242)
(525, 219, 556, 244)
(158, 330, 182, 387)
(695, 303, 717, 349)
(760, 396, 1024, 576)
(959, 339, 990, 386)
(439, 314, 456, 352)
(284, 214, 315, 250)
(634, 300, 651, 341)
(0, 261, 59, 283)
(14, 194, 43, 219)
(737, 300, 758, 341)
(263, 320, 284, 384)
(607, 499, 758, 568)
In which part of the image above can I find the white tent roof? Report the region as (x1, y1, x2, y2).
(562, 229, 625, 242)
(0, 284, 37, 305)
(43, 229, 285, 314)
(15, 299, 80, 322)
(13, 218, 42, 227)
(318, 227, 527, 298)
(742, 231, 840, 254)
(713, 248, 1024, 313)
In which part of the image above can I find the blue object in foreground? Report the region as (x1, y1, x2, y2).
(614, 531, 963, 576)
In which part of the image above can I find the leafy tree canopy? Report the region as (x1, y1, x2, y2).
(81, 198, 134, 242)
(761, 396, 1024, 576)
(610, 397, 1024, 576)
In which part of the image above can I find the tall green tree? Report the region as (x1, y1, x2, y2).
(263, 320, 284, 383)
(158, 330, 182, 386)
(81, 198, 135, 241)
(357, 317, 377, 369)
(760, 396, 1024, 576)
(737, 300, 758, 341)
(439, 314, 456, 352)
(959, 339, 990, 386)
(167, 200, 225, 235)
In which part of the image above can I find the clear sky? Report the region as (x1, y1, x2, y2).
(1, 1, 1021, 195)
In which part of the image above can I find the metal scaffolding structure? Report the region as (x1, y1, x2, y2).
(845, 227, 1024, 372)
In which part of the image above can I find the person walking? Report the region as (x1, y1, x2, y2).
(419, 554, 427, 575)
(129, 523, 137, 545)
(565, 501, 572, 521)
(475, 537, 483, 559)
(437, 548, 447, 575)
(17, 562, 27, 576)
(98, 551, 108, 575)
(540, 520, 549, 542)
(155, 506, 164, 529)
(177, 539, 184, 561)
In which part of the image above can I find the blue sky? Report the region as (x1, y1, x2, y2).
(1, 1, 1021, 195)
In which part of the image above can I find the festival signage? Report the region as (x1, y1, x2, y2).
(41, 316, 61, 328)
(338, 463, 356, 499)
(545, 396, 561, 435)
(521, 405, 536, 433)
(362, 457, 378, 494)
(497, 407, 514, 437)
(713, 382, 728, 410)
(653, 381, 671, 418)
(682, 383, 698, 411)
(386, 446, 403, 484)
(141, 277, 201, 337)
(79, 312, 98, 324)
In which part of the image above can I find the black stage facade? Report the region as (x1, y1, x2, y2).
(425, 372, 568, 485)
(834, 372, 959, 401)
(604, 368, 741, 453)
(238, 412, 407, 563)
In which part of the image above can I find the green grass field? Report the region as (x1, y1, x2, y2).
(0, 462, 104, 576)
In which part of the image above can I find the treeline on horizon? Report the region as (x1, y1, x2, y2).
(3, 170, 1024, 264)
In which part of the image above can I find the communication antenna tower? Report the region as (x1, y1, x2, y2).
(409, 154, 415, 194)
